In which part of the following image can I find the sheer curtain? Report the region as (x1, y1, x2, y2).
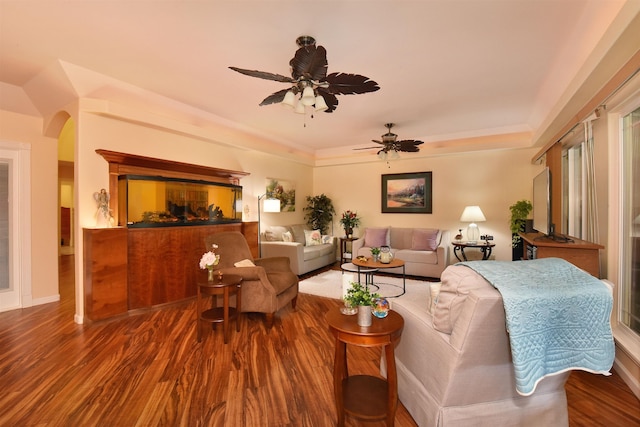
(583, 119, 599, 243)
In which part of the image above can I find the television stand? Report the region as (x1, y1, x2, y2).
(519, 232, 604, 277)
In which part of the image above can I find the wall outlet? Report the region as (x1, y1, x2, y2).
(481, 235, 494, 240)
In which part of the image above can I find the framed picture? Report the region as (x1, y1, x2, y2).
(381, 172, 432, 213)
(266, 178, 296, 212)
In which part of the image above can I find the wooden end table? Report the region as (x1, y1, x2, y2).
(339, 237, 358, 264)
(326, 306, 404, 426)
(196, 273, 242, 344)
(352, 257, 406, 297)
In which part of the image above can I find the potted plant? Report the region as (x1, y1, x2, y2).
(344, 282, 380, 326)
(509, 199, 532, 260)
(339, 210, 361, 237)
(370, 247, 381, 262)
(303, 194, 335, 235)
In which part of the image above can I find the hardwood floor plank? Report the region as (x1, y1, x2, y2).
(0, 256, 637, 426)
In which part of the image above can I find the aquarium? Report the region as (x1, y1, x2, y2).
(118, 175, 242, 227)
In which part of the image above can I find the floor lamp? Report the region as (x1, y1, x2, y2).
(258, 193, 281, 257)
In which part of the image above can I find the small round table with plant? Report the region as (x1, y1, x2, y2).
(326, 286, 404, 427)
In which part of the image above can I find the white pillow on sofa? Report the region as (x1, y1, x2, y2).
(282, 231, 293, 242)
(304, 229, 322, 246)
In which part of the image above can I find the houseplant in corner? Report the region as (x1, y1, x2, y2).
(303, 194, 335, 234)
(509, 199, 532, 261)
(344, 282, 380, 327)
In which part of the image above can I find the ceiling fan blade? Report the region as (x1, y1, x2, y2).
(323, 72, 380, 95)
(290, 45, 328, 81)
(316, 88, 338, 113)
(259, 89, 290, 106)
(397, 140, 424, 152)
(229, 67, 295, 83)
(353, 146, 380, 151)
(371, 140, 385, 145)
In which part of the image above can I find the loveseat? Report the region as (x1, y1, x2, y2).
(351, 227, 449, 279)
(383, 263, 605, 426)
(260, 224, 337, 275)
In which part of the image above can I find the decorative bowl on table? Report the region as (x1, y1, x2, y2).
(371, 297, 390, 318)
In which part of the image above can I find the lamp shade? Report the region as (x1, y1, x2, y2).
(281, 90, 296, 108)
(300, 86, 315, 106)
(263, 198, 281, 213)
(294, 101, 306, 114)
(460, 206, 486, 222)
(314, 94, 328, 111)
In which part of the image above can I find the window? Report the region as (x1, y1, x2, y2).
(562, 142, 584, 238)
(620, 105, 640, 335)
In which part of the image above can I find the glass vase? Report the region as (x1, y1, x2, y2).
(207, 268, 214, 282)
(357, 305, 372, 327)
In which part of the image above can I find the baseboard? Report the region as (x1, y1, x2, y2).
(614, 358, 640, 399)
(31, 294, 60, 306)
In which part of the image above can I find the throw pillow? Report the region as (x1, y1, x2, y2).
(282, 231, 293, 242)
(289, 224, 307, 245)
(263, 225, 289, 241)
(234, 259, 255, 267)
(412, 229, 440, 251)
(364, 227, 390, 248)
(428, 282, 442, 314)
(321, 234, 332, 244)
(304, 229, 322, 246)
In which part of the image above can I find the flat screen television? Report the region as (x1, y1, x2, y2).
(532, 167, 551, 236)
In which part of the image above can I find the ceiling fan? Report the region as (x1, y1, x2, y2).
(355, 123, 424, 159)
(229, 36, 380, 114)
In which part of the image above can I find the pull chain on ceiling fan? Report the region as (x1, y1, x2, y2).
(354, 123, 424, 160)
(229, 36, 380, 116)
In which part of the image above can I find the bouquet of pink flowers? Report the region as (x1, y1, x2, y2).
(199, 244, 220, 270)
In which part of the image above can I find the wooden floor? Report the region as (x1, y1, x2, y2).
(0, 255, 638, 426)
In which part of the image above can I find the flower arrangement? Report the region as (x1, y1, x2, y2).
(344, 282, 380, 307)
(339, 210, 361, 229)
(199, 243, 220, 271)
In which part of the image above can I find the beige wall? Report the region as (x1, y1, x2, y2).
(314, 148, 543, 262)
(0, 110, 59, 302)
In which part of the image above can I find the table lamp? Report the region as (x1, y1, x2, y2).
(460, 206, 486, 243)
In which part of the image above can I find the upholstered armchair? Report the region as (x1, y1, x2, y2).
(205, 231, 299, 328)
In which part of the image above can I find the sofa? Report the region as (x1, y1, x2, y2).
(382, 263, 576, 427)
(351, 227, 449, 278)
(260, 224, 337, 275)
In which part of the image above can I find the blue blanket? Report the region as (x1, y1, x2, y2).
(459, 258, 614, 396)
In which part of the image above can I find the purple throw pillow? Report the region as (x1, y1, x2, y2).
(364, 228, 389, 247)
(412, 229, 439, 251)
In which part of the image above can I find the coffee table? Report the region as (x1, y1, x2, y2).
(326, 306, 404, 426)
(352, 257, 406, 297)
(341, 262, 378, 291)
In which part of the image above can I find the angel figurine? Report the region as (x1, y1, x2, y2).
(94, 188, 114, 227)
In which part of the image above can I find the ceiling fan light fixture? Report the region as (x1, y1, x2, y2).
(378, 150, 388, 161)
(314, 94, 328, 112)
(294, 101, 306, 114)
(300, 86, 315, 106)
(281, 90, 296, 108)
(389, 150, 400, 160)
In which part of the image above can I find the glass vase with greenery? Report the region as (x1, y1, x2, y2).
(344, 282, 380, 308)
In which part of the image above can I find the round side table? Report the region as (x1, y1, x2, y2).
(196, 273, 242, 344)
(326, 306, 404, 426)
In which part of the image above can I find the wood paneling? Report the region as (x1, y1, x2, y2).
(127, 223, 243, 309)
(83, 227, 128, 320)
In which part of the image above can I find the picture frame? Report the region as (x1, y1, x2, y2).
(381, 172, 432, 213)
(266, 177, 296, 212)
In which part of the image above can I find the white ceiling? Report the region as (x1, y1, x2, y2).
(0, 1, 631, 160)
